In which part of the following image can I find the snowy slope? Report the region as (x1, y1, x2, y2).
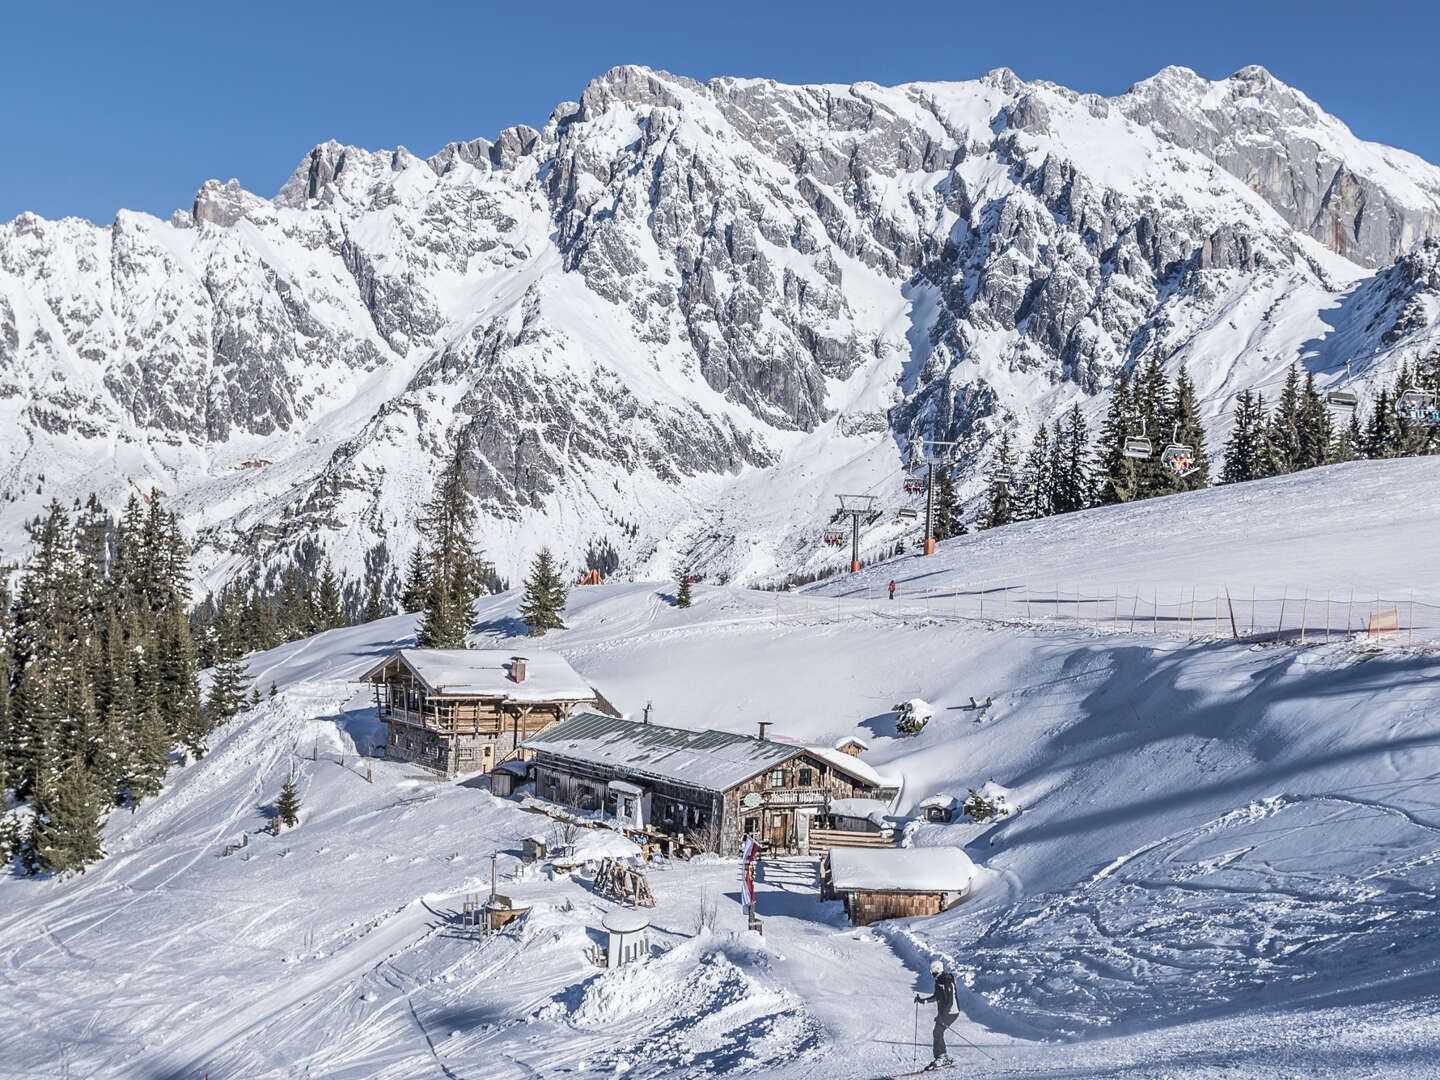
(4, 460, 1439, 1078)
(3, 65, 1440, 595)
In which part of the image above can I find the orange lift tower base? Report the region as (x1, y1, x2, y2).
(835, 494, 879, 573)
(909, 439, 960, 557)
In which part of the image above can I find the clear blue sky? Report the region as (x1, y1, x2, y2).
(4, 0, 1437, 224)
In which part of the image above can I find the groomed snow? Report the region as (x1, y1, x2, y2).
(3, 459, 1440, 1078)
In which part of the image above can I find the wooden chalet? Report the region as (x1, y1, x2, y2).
(522, 714, 897, 854)
(362, 649, 595, 777)
(821, 847, 975, 926)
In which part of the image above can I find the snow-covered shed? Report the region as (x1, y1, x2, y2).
(919, 794, 959, 823)
(822, 848, 975, 926)
(362, 648, 595, 777)
(522, 713, 893, 854)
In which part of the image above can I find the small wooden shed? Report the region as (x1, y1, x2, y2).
(919, 794, 959, 823)
(823, 847, 975, 926)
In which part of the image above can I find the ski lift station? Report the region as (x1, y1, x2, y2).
(820, 848, 976, 926)
(601, 908, 651, 968)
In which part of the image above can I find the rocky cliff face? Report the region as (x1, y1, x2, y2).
(1, 64, 1438, 594)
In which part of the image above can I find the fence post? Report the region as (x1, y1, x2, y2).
(1113, 587, 1119, 630)
(1189, 587, 1197, 639)
(1346, 589, 1353, 638)
(1129, 591, 1139, 633)
(1278, 587, 1288, 643)
(1325, 591, 1331, 644)
(1153, 589, 1158, 634)
(1300, 587, 1309, 644)
(1026, 587, 1032, 621)
(1214, 591, 1220, 638)
(1003, 586, 1009, 621)
(1249, 587, 1256, 637)
(1225, 587, 1239, 639)
(1409, 591, 1414, 647)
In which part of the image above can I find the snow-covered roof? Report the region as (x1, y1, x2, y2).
(602, 909, 650, 934)
(827, 798, 892, 825)
(828, 848, 976, 893)
(362, 648, 593, 703)
(524, 713, 799, 791)
(834, 736, 870, 750)
(608, 780, 644, 796)
(919, 795, 958, 810)
(807, 745, 892, 790)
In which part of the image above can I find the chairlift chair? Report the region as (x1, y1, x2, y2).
(1398, 389, 1440, 426)
(822, 528, 843, 546)
(903, 478, 925, 495)
(988, 466, 1013, 485)
(1160, 424, 1198, 478)
(896, 508, 918, 521)
(1325, 389, 1359, 410)
(1122, 420, 1153, 461)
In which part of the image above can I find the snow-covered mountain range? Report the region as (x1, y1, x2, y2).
(3, 63, 1439, 596)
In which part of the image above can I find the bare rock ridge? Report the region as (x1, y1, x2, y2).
(0, 64, 1438, 593)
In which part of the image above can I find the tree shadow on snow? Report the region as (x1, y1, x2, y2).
(471, 614, 528, 639)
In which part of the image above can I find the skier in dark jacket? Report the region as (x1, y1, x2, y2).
(914, 959, 958, 1068)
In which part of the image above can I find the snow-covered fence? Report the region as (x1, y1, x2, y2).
(780, 584, 1439, 647)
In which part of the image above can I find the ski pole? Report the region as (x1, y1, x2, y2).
(913, 1000, 921, 1065)
(950, 1023, 997, 1063)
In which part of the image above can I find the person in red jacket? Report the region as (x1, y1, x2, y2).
(888, 580, 897, 600)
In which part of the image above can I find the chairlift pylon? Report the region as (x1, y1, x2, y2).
(1398, 389, 1440, 426)
(1122, 419, 1153, 461)
(1160, 424, 1198, 478)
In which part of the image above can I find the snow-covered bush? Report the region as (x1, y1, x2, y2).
(894, 698, 935, 735)
(963, 780, 1017, 823)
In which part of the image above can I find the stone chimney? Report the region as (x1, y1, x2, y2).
(509, 656, 527, 683)
(757, 721, 772, 741)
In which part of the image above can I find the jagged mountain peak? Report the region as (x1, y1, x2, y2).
(2, 63, 1439, 598)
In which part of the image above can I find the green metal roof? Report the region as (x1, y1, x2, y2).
(523, 712, 802, 792)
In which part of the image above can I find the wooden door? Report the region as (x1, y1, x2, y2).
(768, 813, 789, 850)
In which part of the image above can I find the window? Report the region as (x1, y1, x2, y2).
(622, 797, 635, 817)
(457, 747, 474, 761)
(770, 769, 786, 788)
(798, 768, 813, 787)
(744, 816, 759, 835)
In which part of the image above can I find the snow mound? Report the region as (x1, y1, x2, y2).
(564, 935, 822, 1075)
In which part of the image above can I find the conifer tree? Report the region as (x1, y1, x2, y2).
(1296, 372, 1332, 470)
(269, 681, 278, 698)
(1331, 406, 1363, 463)
(275, 773, 301, 830)
(0, 581, 12, 797)
(415, 437, 489, 647)
(26, 761, 104, 875)
(1264, 364, 1305, 475)
(1052, 405, 1093, 513)
(1016, 425, 1053, 520)
(675, 566, 693, 609)
(1162, 366, 1210, 491)
(315, 562, 344, 632)
(361, 575, 385, 624)
(1096, 366, 1140, 504)
(932, 469, 964, 540)
(1220, 389, 1265, 484)
(127, 698, 170, 804)
(979, 432, 1015, 530)
(399, 548, 430, 614)
(519, 549, 569, 636)
(1363, 387, 1397, 458)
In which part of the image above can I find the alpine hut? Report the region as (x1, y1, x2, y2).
(523, 713, 896, 854)
(362, 649, 595, 776)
